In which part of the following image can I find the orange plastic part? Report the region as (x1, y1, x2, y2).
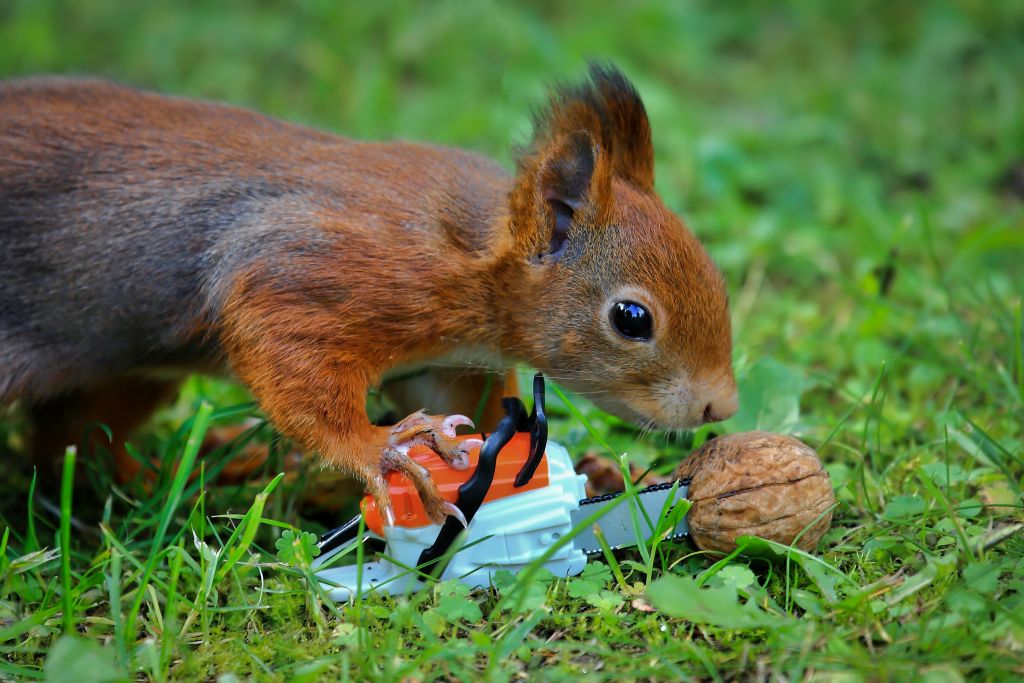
(361, 432, 548, 536)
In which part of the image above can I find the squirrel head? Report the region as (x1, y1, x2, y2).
(502, 64, 737, 430)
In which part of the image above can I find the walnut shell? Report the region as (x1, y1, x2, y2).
(673, 431, 834, 553)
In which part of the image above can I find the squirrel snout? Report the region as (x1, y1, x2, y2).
(700, 383, 739, 424)
(640, 373, 738, 429)
(702, 395, 738, 424)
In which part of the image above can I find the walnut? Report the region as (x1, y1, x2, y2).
(673, 431, 834, 553)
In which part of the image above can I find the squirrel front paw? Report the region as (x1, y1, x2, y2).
(387, 411, 481, 470)
(361, 412, 484, 528)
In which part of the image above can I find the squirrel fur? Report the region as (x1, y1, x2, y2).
(0, 64, 737, 523)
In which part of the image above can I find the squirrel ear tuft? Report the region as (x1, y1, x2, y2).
(519, 63, 654, 192)
(586, 63, 654, 190)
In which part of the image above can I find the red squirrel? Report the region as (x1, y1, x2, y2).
(0, 64, 737, 525)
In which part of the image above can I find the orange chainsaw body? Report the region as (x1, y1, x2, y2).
(360, 433, 550, 536)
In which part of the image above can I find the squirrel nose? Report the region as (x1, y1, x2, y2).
(701, 387, 739, 424)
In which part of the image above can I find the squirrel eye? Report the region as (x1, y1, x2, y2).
(609, 301, 653, 341)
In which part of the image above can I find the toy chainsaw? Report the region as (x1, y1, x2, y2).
(312, 374, 691, 601)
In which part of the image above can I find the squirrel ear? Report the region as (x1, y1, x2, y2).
(536, 130, 609, 261)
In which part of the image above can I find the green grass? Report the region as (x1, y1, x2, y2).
(2, 0, 1023, 680)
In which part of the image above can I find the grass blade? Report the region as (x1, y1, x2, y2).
(125, 401, 213, 643)
(59, 446, 77, 635)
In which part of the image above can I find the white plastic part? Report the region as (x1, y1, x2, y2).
(313, 441, 588, 601)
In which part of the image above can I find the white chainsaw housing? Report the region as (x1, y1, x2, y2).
(313, 441, 588, 601)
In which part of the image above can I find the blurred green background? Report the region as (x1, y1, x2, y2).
(2, 0, 1024, 458)
(2, 0, 1023, 460)
(2, 0, 1021, 448)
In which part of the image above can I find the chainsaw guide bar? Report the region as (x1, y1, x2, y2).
(570, 480, 691, 556)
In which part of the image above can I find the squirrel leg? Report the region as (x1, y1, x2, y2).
(221, 284, 476, 527)
(29, 376, 179, 487)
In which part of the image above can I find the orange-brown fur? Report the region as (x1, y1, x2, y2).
(0, 64, 736, 521)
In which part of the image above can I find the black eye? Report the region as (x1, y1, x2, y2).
(609, 301, 653, 340)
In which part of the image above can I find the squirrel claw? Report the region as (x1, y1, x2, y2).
(365, 471, 398, 528)
(446, 438, 482, 470)
(441, 414, 474, 437)
(443, 501, 468, 528)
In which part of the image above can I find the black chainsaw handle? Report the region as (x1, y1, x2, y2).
(515, 373, 548, 487)
(416, 395, 524, 570)
(416, 373, 549, 570)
